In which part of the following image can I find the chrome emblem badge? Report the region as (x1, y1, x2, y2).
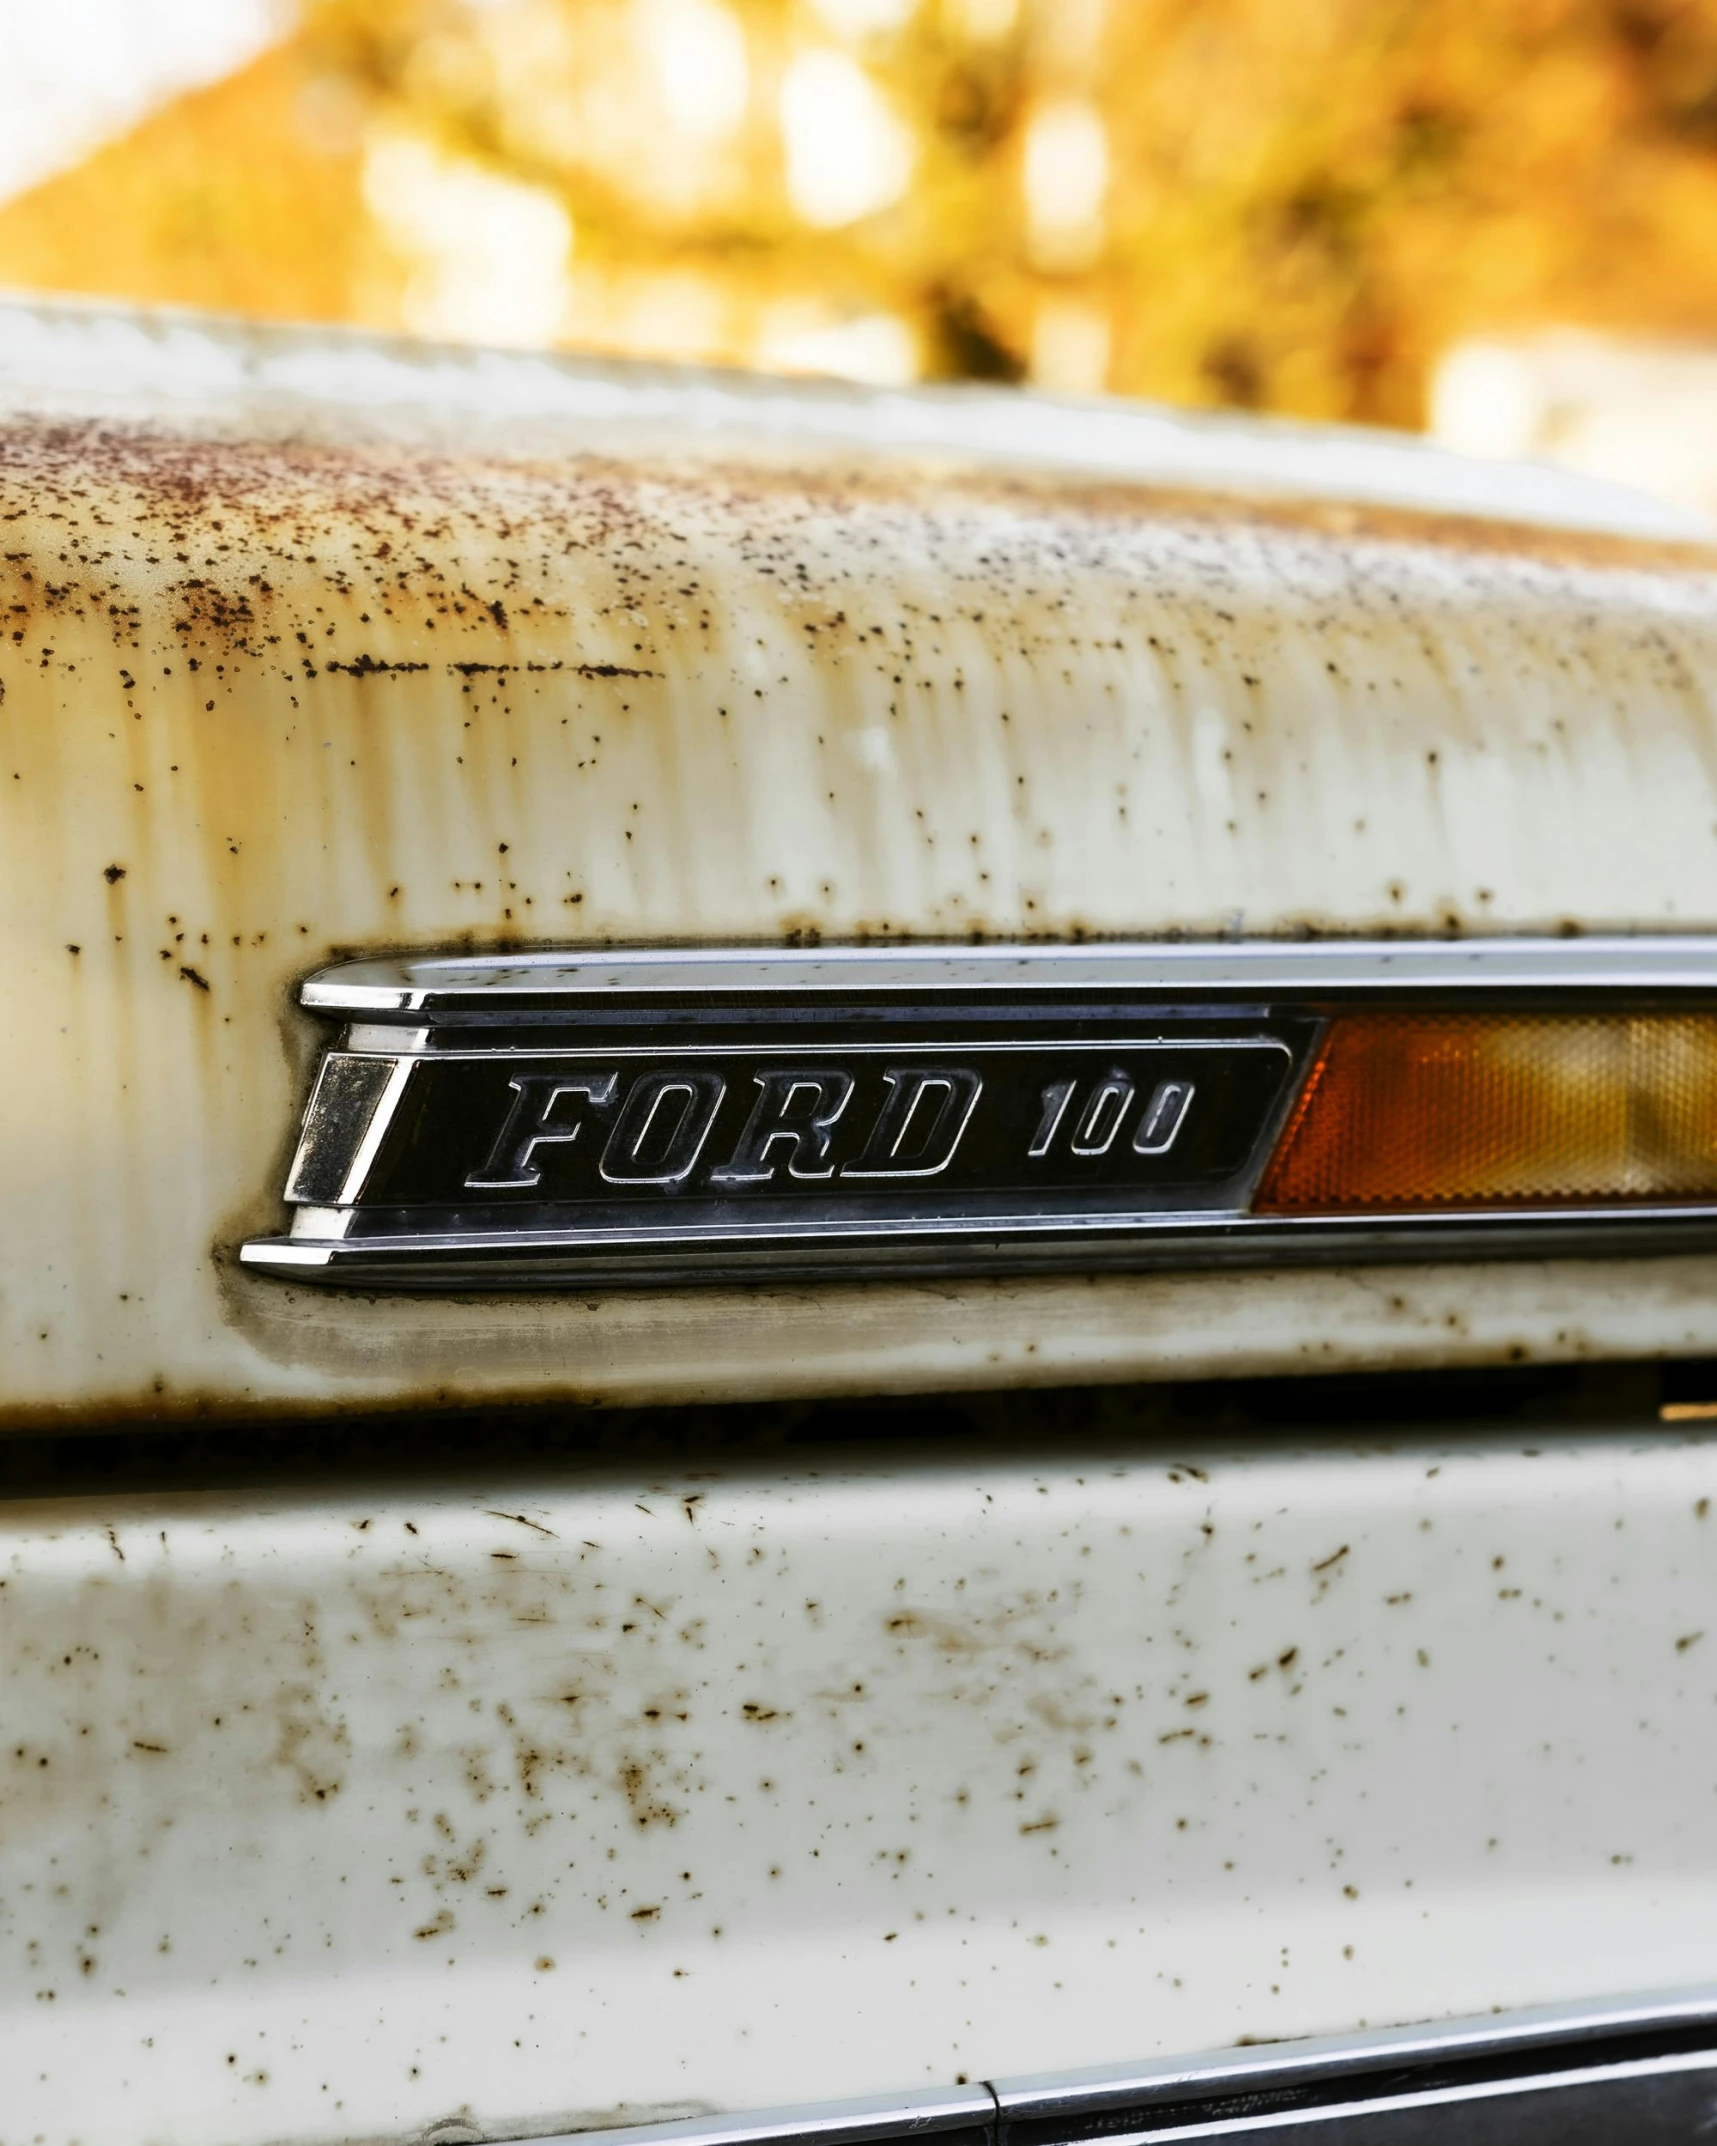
(241, 941, 1717, 1287)
(241, 945, 1319, 1285)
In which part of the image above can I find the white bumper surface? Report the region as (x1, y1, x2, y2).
(2, 1420, 1715, 2145)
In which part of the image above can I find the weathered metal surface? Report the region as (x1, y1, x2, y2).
(7, 298, 1717, 1419)
(3, 1423, 1715, 2146)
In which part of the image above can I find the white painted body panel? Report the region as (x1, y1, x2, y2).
(4, 300, 1717, 1418)
(4, 1423, 1715, 2145)
(3, 304, 1716, 2145)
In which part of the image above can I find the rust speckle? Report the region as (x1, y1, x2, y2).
(323, 655, 429, 677)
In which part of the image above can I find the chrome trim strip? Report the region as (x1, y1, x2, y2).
(518, 1989, 1717, 2146)
(254, 1202, 1717, 1256)
(249, 1241, 343, 1268)
(262, 1202, 1717, 1250)
(1077, 2057, 1717, 2141)
(989, 1985, 1717, 2117)
(329, 1037, 1299, 1065)
(303, 936, 1717, 1016)
(240, 1207, 1717, 1282)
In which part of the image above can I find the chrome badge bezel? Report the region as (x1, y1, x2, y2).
(240, 938, 1717, 1289)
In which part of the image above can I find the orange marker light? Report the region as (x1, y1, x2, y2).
(1254, 1012, 1717, 1214)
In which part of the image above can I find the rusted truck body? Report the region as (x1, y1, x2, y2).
(4, 296, 1717, 2145)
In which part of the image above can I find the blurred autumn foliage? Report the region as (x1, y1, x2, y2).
(6, 0, 1717, 428)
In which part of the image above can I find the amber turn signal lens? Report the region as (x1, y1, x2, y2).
(1254, 1012, 1717, 1214)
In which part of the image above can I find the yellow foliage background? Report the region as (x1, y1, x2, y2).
(6, 0, 1717, 427)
